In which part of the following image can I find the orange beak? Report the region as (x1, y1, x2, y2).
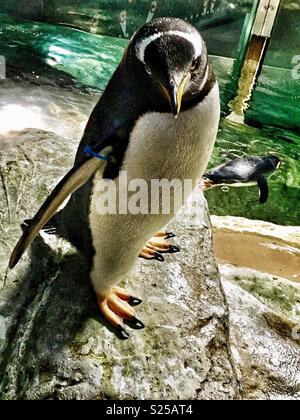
(160, 74, 190, 118)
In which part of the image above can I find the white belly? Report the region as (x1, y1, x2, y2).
(123, 83, 220, 183)
(89, 83, 220, 291)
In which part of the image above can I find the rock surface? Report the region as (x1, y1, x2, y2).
(0, 129, 237, 400)
(0, 129, 299, 400)
(224, 277, 300, 400)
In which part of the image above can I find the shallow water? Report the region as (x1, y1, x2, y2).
(214, 230, 300, 283)
(0, 13, 299, 227)
(207, 119, 300, 226)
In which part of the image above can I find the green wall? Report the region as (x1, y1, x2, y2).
(246, 0, 300, 130)
(2, 0, 255, 59)
(2, 0, 300, 130)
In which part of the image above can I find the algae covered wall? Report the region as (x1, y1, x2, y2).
(2, 0, 44, 20)
(2, 0, 255, 59)
(3, 0, 300, 130)
(246, 0, 300, 131)
(1, 0, 257, 115)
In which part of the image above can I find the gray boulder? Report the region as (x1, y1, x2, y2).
(222, 268, 300, 400)
(0, 129, 237, 400)
(1, 129, 299, 400)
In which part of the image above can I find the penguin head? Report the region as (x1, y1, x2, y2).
(264, 155, 282, 171)
(133, 18, 207, 117)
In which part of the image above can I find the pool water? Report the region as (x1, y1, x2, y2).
(214, 230, 300, 283)
(0, 13, 299, 228)
(207, 119, 300, 226)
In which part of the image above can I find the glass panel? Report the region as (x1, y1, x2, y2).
(246, 0, 300, 130)
(2, 1, 257, 59)
(0, 13, 127, 91)
(206, 119, 300, 226)
(0, 0, 258, 112)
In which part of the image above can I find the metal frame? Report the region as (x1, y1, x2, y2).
(252, 0, 281, 38)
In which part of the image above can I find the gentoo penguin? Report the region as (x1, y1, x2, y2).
(9, 18, 220, 338)
(202, 155, 281, 204)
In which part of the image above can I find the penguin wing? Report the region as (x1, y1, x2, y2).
(9, 146, 112, 269)
(257, 176, 269, 204)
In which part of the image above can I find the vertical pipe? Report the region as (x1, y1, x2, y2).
(227, 35, 268, 123)
(227, 0, 281, 124)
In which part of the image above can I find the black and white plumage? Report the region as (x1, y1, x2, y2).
(9, 18, 220, 338)
(203, 155, 281, 204)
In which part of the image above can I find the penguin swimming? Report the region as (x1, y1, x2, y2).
(9, 18, 220, 338)
(202, 155, 281, 204)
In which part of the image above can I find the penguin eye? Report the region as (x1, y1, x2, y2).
(191, 57, 200, 72)
(145, 65, 152, 75)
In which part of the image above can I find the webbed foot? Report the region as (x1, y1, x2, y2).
(97, 286, 144, 340)
(139, 231, 180, 262)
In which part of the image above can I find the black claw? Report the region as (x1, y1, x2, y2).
(169, 245, 180, 253)
(116, 325, 130, 340)
(128, 296, 143, 306)
(126, 317, 145, 330)
(21, 220, 30, 231)
(165, 232, 176, 239)
(155, 252, 165, 262)
(43, 228, 57, 234)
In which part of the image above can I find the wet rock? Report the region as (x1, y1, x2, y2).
(0, 129, 237, 400)
(1, 128, 299, 400)
(0, 67, 99, 142)
(222, 267, 300, 400)
(212, 216, 300, 250)
(220, 265, 300, 324)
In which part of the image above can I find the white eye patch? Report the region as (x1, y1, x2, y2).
(135, 30, 203, 64)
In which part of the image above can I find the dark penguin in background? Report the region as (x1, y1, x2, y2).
(9, 18, 220, 338)
(202, 155, 281, 204)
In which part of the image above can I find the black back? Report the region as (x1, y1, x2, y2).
(205, 155, 281, 184)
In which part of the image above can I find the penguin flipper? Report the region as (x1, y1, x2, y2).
(9, 146, 112, 269)
(257, 176, 269, 204)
